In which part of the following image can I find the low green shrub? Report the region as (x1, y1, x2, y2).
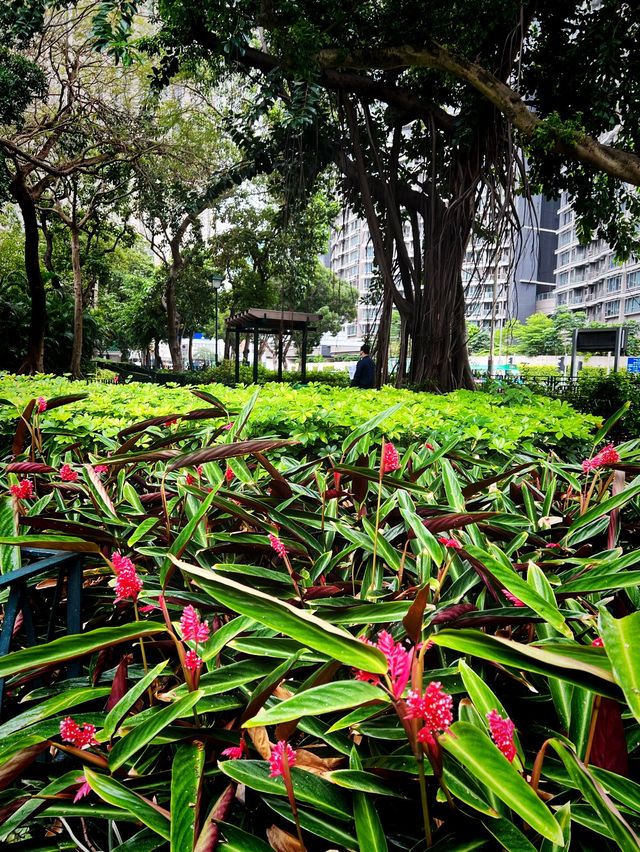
(0, 374, 599, 458)
(0, 391, 638, 850)
(519, 364, 559, 378)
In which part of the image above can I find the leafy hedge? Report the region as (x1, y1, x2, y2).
(0, 389, 639, 850)
(0, 374, 598, 458)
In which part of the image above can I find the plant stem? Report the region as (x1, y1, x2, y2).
(282, 754, 306, 850)
(370, 458, 384, 598)
(134, 600, 153, 706)
(417, 754, 432, 847)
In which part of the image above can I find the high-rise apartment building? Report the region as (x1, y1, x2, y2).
(553, 192, 640, 323)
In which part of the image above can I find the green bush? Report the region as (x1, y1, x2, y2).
(0, 374, 598, 459)
(519, 364, 559, 379)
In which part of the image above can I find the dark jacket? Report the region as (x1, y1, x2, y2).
(351, 355, 376, 388)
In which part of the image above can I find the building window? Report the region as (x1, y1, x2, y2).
(558, 271, 569, 285)
(558, 229, 573, 247)
(347, 323, 357, 337)
(627, 270, 640, 290)
(558, 250, 571, 266)
(557, 293, 567, 305)
(604, 300, 620, 318)
(626, 297, 640, 315)
(607, 275, 622, 293)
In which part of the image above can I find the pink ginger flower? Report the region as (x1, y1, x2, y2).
(113, 375, 119, 384)
(60, 463, 78, 482)
(269, 740, 296, 778)
(10, 478, 34, 500)
(111, 551, 143, 602)
(197, 465, 203, 476)
(546, 542, 561, 549)
(269, 532, 288, 558)
(94, 464, 108, 475)
(185, 472, 196, 486)
(405, 682, 454, 746)
(438, 536, 461, 550)
(222, 737, 247, 760)
(382, 442, 400, 473)
(184, 649, 203, 671)
(224, 465, 234, 483)
(223, 422, 233, 430)
(59, 717, 98, 750)
(502, 589, 525, 607)
(376, 631, 413, 698)
(36, 396, 47, 412)
(592, 636, 604, 648)
(425, 442, 434, 451)
(73, 776, 91, 803)
(487, 709, 517, 762)
(165, 418, 178, 427)
(355, 631, 413, 697)
(180, 605, 210, 643)
(582, 443, 620, 473)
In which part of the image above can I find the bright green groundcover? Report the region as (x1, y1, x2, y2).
(0, 373, 598, 455)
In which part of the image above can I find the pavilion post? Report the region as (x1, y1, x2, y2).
(234, 328, 240, 384)
(253, 327, 259, 383)
(301, 325, 308, 382)
(277, 332, 283, 381)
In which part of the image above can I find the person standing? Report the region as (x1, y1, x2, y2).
(350, 343, 376, 389)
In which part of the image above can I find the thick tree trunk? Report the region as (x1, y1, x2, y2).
(12, 174, 46, 374)
(223, 332, 231, 361)
(166, 268, 183, 371)
(188, 332, 194, 370)
(154, 339, 161, 368)
(69, 226, 84, 379)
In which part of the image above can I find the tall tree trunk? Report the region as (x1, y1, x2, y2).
(12, 173, 46, 373)
(224, 331, 231, 361)
(396, 312, 409, 388)
(166, 267, 183, 371)
(154, 339, 161, 368)
(69, 226, 84, 379)
(188, 331, 194, 370)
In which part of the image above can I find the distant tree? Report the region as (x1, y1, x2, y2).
(517, 313, 556, 356)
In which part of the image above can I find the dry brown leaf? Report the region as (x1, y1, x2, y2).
(273, 685, 295, 700)
(266, 824, 304, 851)
(294, 748, 344, 778)
(247, 726, 272, 759)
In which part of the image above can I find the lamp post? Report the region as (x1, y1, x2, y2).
(211, 273, 224, 366)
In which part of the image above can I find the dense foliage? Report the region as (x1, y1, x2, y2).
(0, 375, 598, 457)
(0, 385, 639, 850)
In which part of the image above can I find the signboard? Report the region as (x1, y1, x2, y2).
(628, 357, 640, 373)
(576, 328, 626, 354)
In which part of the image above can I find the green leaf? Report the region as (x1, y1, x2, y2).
(329, 769, 406, 797)
(465, 545, 571, 637)
(218, 760, 350, 819)
(108, 690, 202, 770)
(566, 477, 640, 536)
(101, 661, 168, 741)
(263, 797, 359, 848)
(128, 517, 159, 547)
(174, 558, 387, 673)
(0, 622, 165, 678)
(350, 746, 388, 851)
(0, 534, 101, 552)
(0, 495, 20, 574)
(547, 739, 640, 852)
(245, 681, 388, 727)
(431, 630, 618, 698)
(598, 607, 640, 724)
(84, 769, 170, 840)
(161, 488, 217, 585)
(341, 403, 404, 456)
(171, 742, 205, 852)
(441, 458, 465, 511)
(481, 817, 538, 851)
(440, 722, 563, 845)
(202, 615, 255, 661)
(217, 822, 272, 851)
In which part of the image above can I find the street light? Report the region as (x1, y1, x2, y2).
(211, 273, 224, 367)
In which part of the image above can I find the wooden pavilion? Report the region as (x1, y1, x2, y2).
(226, 309, 321, 383)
